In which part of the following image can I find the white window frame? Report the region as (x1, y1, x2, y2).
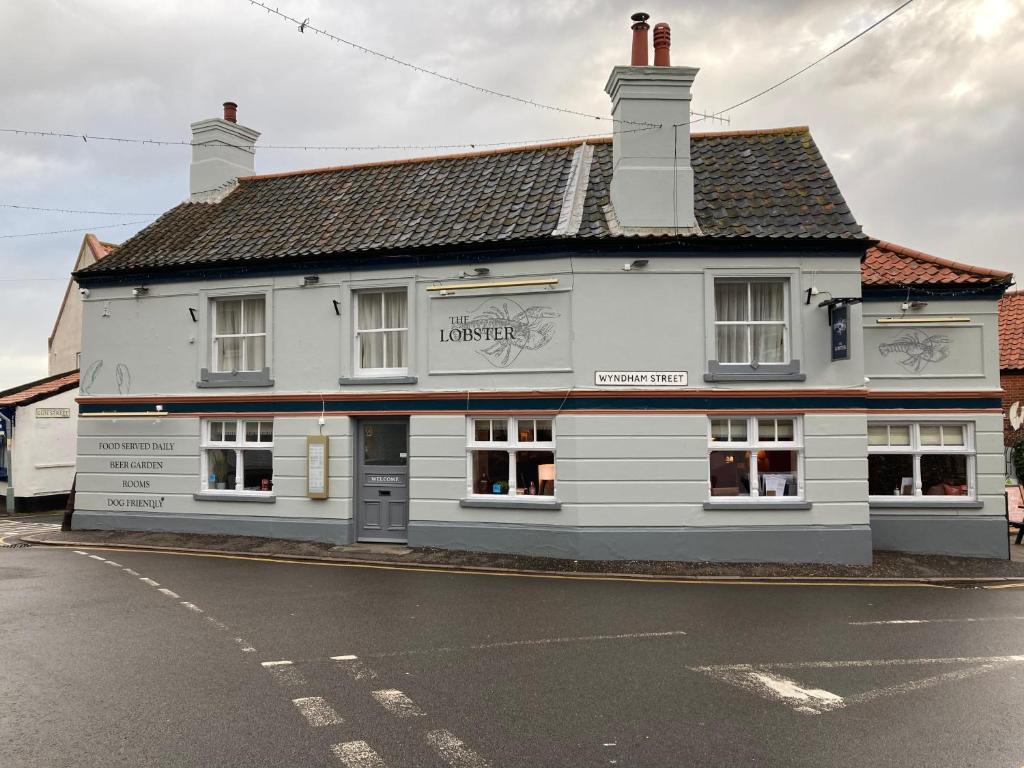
(466, 416, 556, 498)
(210, 295, 267, 373)
(867, 421, 976, 500)
(707, 415, 804, 501)
(200, 418, 275, 496)
(353, 288, 408, 377)
(712, 278, 791, 365)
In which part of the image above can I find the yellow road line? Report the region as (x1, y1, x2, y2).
(38, 542, 960, 589)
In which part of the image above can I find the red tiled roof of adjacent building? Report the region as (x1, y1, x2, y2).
(1000, 290, 1024, 371)
(862, 240, 1013, 287)
(0, 370, 79, 408)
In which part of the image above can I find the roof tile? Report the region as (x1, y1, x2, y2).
(1000, 291, 1024, 371)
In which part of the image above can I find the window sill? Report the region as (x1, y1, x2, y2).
(193, 491, 276, 503)
(197, 368, 274, 388)
(460, 497, 561, 511)
(338, 375, 418, 386)
(704, 359, 805, 383)
(869, 499, 984, 509)
(703, 500, 812, 511)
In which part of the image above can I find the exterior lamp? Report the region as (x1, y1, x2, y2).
(132, 286, 149, 297)
(538, 463, 556, 495)
(623, 259, 649, 271)
(303, 275, 320, 286)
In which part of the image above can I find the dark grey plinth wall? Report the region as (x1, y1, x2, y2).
(870, 514, 1008, 559)
(73, 511, 355, 545)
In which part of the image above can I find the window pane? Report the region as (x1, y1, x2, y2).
(715, 282, 749, 321)
(518, 420, 535, 442)
(359, 332, 384, 370)
(210, 422, 223, 442)
(716, 325, 749, 363)
(758, 419, 776, 442)
(358, 293, 382, 330)
(363, 422, 407, 466)
(920, 425, 942, 446)
(215, 299, 241, 334)
(536, 420, 553, 442)
(942, 425, 965, 446)
(245, 422, 259, 442)
(709, 450, 751, 496)
(889, 426, 910, 446)
(868, 454, 914, 496)
(516, 451, 555, 496)
(921, 454, 969, 496)
(472, 450, 509, 495)
(384, 291, 406, 328)
(867, 425, 888, 446)
(260, 422, 273, 442)
(491, 419, 508, 442)
(758, 450, 798, 497)
(730, 419, 747, 442)
(206, 448, 236, 489)
(474, 420, 491, 442)
(384, 330, 406, 368)
(776, 419, 794, 441)
(243, 336, 265, 372)
(242, 298, 265, 333)
(751, 282, 785, 321)
(241, 449, 273, 491)
(217, 337, 242, 372)
(711, 419, 729, 442)
(752, 325, 786, 363)
(222, 421, 237, 442)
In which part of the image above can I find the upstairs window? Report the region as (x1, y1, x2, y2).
(212, 297, 266, 373)
(355, 290, 408, 375)
(713, 279, 789, 365)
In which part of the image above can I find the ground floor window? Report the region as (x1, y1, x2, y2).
(868, 422, 974, 498)
(201, 419, 274, 494)
(467, 416, 555, 497)
(708, 416, 803, 499)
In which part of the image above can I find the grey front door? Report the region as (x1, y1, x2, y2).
(356, 418, 409, 542)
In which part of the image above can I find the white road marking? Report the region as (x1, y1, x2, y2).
(104, 560, 121, 567)
(330, 654, 358, 661)
(851, 616, 1024, 626)
(371, 689, 425, 718)
(333, 657, 378, 681)
(73, 550, 89, 555)
(292, 696, 344, 727)
(262, 660, 306, 686)
(140, 577, 160, 586)
(374, 630, 688, 658)
(122, 568, 140, 576)
(331, 740, 387, 768)
(425, 729, 490, 768)
(88, 555, 106, 561)
(235, 638, 257, 653)
(692, 654, 1024, 715)
(158, 588, 180, 599)
(181, 602, 204, 613)
(205, 616, 228, 630)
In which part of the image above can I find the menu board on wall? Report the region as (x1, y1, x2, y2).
(428, 290, 571, 374)
(306, 435, 329, 499)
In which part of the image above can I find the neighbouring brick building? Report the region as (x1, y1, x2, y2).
(1000, 290, 1024, 451)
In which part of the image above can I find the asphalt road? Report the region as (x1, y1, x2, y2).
(2, 527, 1023, 767)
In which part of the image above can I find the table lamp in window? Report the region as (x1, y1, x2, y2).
(538, 463, 556, 496)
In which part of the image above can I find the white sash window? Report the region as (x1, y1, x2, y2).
(355, 290, 408, 375)
(708, 416, 803, 500)
(211, 297, 266, 373)
(714, 279, 789, 365)
(467, 417, 555, 498)
(201, 419, 274, 495)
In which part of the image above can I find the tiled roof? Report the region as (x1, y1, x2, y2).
(78, 127, 865, 278)
(862, 241, 1014, 287)
(1000, 290, 1024, 371)
(0, 370, 79, 409)
(85, 233, 117, 261)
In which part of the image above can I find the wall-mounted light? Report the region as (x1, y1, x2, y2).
(900, 300, 928, 310)
(303, 275, 320, 286)
(474, 266, 490, 276)
(623, 259, 649, 271)
(132, 286, 149, 297)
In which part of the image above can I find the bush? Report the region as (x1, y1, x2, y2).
(1015, 441, 1024, 482)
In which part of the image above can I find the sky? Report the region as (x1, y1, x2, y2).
(1, 0, 1021, 390)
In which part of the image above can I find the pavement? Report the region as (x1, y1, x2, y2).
(2, 531, 1024, 767)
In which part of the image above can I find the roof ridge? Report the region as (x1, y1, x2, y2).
(873, 240, 1013, 280)
(237, 126, 813, 183)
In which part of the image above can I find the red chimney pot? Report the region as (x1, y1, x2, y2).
(630, 12, 650, 66)
(653, 22, 671, 66)
(223, 101, 238, 123)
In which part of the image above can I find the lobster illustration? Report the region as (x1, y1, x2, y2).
(454, 299, 561, 368)
(878, 330, 950, 373)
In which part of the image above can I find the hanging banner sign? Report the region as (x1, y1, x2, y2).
(830, 304, 850, 362)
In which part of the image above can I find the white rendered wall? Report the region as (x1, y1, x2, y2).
(12, 388, 78, 497)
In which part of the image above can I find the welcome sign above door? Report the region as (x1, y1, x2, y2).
(428, 290, 571, 374)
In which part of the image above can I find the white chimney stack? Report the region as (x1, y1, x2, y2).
(189, 101, 260, 202)
(605, 15, 699, 232)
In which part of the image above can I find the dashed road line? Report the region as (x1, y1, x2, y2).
(371, 689, 425, 718)
(180, 602, 204, 613)
(331, 740, 387, 768)
(140, 577, 160, 586)
(331, 654, 358, 661)
(372, 629, 689, 658)
(158, 587, 181, 599)
(262, 660, 307, 687)
(851, 616, 1024, 626)
(104, 560, 122, 567)
(425, 729, 490, 768)
(292, 696, 344, 727)
(235, 637, 257, 653)
(73, 550, 89, 555)
(88, 554, 106, 561)
(122, 568, 140, 576)
(332, 656, 378, 681)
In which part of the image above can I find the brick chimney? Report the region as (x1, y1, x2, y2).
(188, 101, 260, 202)
(605, 14, 699, 231)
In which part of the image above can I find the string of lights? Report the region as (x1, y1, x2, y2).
(243, 0, 657, 128)
(0, 219, 153, 240)
(0, 203, 159, 216)
(0, 126, 656, 152)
